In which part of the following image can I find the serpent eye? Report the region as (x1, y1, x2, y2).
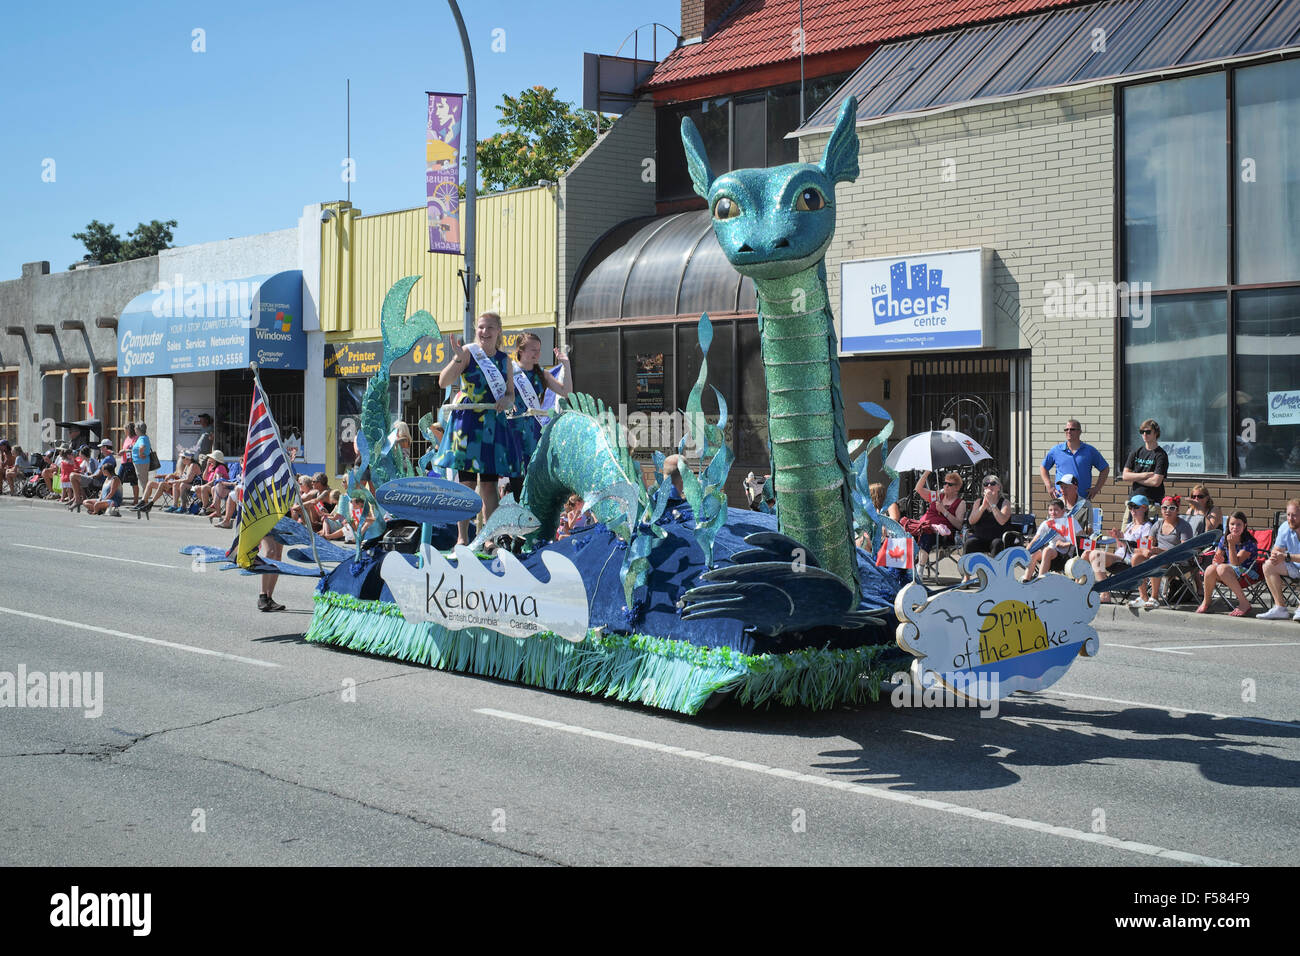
(712, 196, 741, 220)
(795, 188, 826, 211)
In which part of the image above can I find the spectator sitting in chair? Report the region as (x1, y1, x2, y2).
(1090, 495, 1153, 601)
(1184, 483, 1222, 536)
(1258, 499, 1300, 621)
(0, 441, 20, 495)
(191, 451, 229, 515)
(140, 453, 200, 513)
(1197, 511, 1259, 617)
(1024, 498, 1075, 580)
(963, 474, 1021, 558)
(84, 461, 123, 517)
(1129, 495, 1193, 609)
(70, 439, 115, 512)
(1055, 473, 1091, 533)
(907, 470, 967, 570)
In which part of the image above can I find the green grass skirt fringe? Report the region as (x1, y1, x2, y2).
(305, 592, 898, 715)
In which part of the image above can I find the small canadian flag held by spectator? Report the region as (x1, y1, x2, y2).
(876, 536, 915, 569)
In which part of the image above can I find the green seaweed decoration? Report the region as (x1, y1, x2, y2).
(676, 312, 734, 569)
(616, 314, 734, 610)
(850, 401, 906, 552)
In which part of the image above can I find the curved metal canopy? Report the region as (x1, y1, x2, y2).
(570, 210, 756, 324)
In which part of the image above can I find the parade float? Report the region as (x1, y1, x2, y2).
(195, 96, 1210, 716)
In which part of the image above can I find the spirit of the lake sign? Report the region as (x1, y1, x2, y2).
(894, 548, 1100, 701)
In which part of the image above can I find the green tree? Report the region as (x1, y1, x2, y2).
(70, 217, 177, 268)
(476, 86, 607, 191)
(70, 219, 122, 265)
(121, 219, 178, 260)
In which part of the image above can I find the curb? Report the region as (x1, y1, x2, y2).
(1092, 600, 1300, 639)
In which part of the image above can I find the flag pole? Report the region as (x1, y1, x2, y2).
(249, 363, 325, 578)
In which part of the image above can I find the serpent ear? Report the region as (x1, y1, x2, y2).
(819, 95, 859, 185)
(681, 116, 714, 199)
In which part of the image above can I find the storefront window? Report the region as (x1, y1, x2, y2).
(1121, 294, 1228, 475)
(337, 379, 365, 475)
(1236, 288, 1300, 476)
(0, 370, 17, 443)
(1123, 73, 1226, 290)
(656, 77, 850, 202)
(106, 372, 145, 451)
(569, 319, 767, 467)
(1235, 58, 1300, 286)
(1121, 58, 1300, 477)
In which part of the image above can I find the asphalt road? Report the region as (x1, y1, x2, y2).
(2, 494, 1298, 867)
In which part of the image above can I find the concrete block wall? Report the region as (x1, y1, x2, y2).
(801, 87, 1117, 518)
(557, 96, 657, 333)
(0, 256, 160, 452)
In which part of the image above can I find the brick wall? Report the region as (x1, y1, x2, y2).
(557, 96, 657, 333)
(799, 87, 1299, 530)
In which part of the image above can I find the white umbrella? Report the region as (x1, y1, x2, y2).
(885, 430, 993, 473)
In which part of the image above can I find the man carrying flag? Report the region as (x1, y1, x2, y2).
(226, 373, 299, 611)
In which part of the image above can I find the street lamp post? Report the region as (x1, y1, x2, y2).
(448, 0, 477, 342)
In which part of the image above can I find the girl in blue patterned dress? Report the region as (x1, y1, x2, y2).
(508, 332, 572, 500)
(435, 312, 522, 546)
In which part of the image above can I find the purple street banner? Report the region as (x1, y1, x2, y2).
(427, 92, 464, 254)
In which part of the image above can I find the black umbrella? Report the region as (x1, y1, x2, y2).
(55, 419, 104, 442)
(885, 429, 992, 472)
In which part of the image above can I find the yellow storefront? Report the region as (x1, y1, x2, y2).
(318, 186, 558, 477)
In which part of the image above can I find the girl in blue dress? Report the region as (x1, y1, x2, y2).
(435, 312, 522, 546)
(508, 332, 572, 500)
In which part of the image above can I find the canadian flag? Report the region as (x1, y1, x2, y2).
(1049, 517, 1077, 543)
(876, 536, 915, 569)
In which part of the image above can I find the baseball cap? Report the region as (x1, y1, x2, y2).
(99, 438, 113, 448)
(1057, 473, 1077, 486)
(1128, 494, 1151, 507)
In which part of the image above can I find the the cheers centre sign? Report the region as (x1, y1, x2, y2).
(841, 248, 988, 354)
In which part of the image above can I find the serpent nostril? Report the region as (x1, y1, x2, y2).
(738, 243, 754, 252)
(774, 237, 791, 249)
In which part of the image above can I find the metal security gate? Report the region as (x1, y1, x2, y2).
(907, 353, 1024, 509)
(216, 369, 305, 462)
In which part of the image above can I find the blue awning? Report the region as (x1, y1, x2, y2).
(116, 270, 305, 377)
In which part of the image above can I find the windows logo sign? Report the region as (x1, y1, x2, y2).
(841, 248, 986, 354)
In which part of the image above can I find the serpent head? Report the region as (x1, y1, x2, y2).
(681, 96, 858, 280)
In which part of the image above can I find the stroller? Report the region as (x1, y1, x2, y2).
(20, 452, 50, 498)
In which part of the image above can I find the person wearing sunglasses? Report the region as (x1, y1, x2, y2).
(1090, 494, 1153, 601)
(1130, 495, 1193, 608)
(907, 470, 967, 568)
(964, 474, 1021, 557)
(1122, 418, 1168, 506)
(1040, 418, 1108, 504)
(1258, 498, 1300, 621)
(1184, 484, 1221, 536)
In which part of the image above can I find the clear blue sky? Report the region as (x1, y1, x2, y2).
(0, 0, 682, 279)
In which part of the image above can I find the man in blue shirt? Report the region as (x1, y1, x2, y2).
(1259, 498, 1300, 620)
(1040, 418, 1109, 502)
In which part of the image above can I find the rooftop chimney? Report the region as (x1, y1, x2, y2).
(681, 0, 738, 43)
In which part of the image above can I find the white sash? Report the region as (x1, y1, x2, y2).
(512, 362, 543, 411)
(467, 344, 507, 402)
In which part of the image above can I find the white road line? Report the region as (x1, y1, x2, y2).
(1044, 690, 1298, 730)
(1105, 642, 1193, 655)
(0, 606, 280, 668)
(10, 542, 176, 570)
(475, 707, 1242, 867)
(1157, 642, 1300, 651)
